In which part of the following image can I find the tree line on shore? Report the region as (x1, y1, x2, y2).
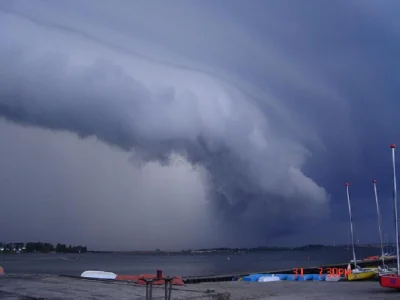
(0, 242, 87, 253)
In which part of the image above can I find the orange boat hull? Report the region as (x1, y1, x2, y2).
(115, 274, 185, 286)
(364, 256, 379, 260)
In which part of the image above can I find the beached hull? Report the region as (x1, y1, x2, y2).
(379, 274, 400, 289)
(258, 276, 281, 282)
(81, 270, 117, 280)
(347, 271, 376, 281)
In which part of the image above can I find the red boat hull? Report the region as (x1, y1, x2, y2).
(379, 274, 400, 289)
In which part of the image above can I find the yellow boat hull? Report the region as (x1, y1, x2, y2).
(347, 271, 376, 281)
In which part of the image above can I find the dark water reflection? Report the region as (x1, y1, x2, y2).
(0, 247, 389, 277)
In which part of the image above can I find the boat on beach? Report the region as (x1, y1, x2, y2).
(371, 180, 398, 276)
(243, 273, 334, 282)
(347, 268, 376, 281)
(379, 274, 400, 288)
(379, 144, 400, 289)
(81, 270, 117, 280)
(364, 253, 396, 261)
(344, 183, 377, 281)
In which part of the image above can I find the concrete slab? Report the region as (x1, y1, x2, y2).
(0, 274, 220, 300)
(0, 274, 399, 300)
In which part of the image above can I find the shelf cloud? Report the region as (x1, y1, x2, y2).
(0, 0, 398, 249)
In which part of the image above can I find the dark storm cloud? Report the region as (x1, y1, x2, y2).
(0, 0, 399, 248)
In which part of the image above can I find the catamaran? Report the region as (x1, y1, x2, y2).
(379, 144, 400, 289)
(345, 183, 376, 280)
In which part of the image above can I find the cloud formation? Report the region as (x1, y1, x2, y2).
(1, 0, 399, 249)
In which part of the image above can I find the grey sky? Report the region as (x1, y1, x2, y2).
(0, 0, 399, 250)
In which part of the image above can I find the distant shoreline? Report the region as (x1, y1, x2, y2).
(87, 244, 386, 254)
(1, 243, 390, 254)
(0, 242, 87, 254)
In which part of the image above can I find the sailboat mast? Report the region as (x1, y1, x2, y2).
(345, 182, 357, 268)
(390, 144, 400, 275)
(373, 180, 385, 267)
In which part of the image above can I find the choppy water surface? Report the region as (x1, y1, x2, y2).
(0, 247, 387, 277)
